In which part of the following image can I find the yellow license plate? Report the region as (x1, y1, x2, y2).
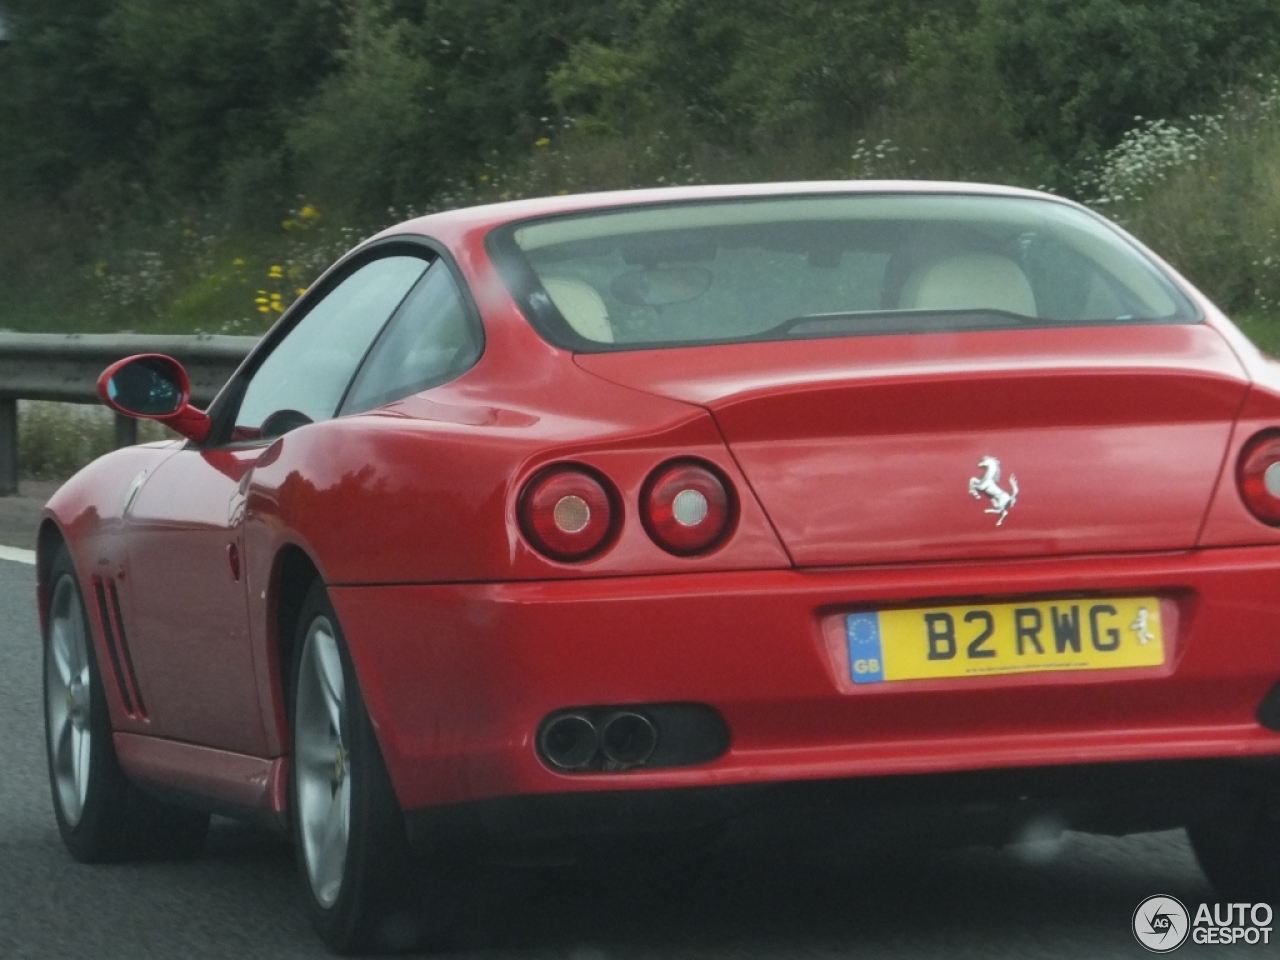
(846, 597, 1164, 684)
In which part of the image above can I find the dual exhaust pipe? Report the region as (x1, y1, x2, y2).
(539, 710, 658, 771)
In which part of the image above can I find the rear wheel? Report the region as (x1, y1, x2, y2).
(1187, 799, 1280, 901)
(43, 543, 209, 861)
(289, 581, 454, 954)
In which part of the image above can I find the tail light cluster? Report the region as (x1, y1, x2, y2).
(1238, 431, 1280, 524)
(641, 461, 733, 555)
(518, 458, 736, 562)
(518, 467, 618, 561)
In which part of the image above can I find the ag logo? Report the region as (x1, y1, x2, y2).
(1133, 895, 1190, 953)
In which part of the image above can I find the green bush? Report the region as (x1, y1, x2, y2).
(1086, 85, 1280, 317)
(287, 4, 436, 216)
(5, 0, 1280, 342)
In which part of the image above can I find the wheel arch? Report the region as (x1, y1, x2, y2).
(35, 518, 68, 634)
(270, 543, 324, 737)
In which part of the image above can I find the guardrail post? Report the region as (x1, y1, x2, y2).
(0, 398, 17, 496)
(114, 413, 138, 449)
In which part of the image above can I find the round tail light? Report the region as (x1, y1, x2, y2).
(1239, 432, 1280, 524)
(519, 466, 618, 561)
(642, 461, 734, 555)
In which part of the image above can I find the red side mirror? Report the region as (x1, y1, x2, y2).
(97, 354, 213, 444)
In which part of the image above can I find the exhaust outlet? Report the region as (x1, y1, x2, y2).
(539, 713, 599, 770)
(599, 711, 658, 768)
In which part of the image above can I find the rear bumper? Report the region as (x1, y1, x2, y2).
(329, 545, 1280, 814)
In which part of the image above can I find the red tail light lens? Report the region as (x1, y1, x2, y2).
(642, 461, 734, 555)
(1239, 432, 1280, 524)
(519, 466, 617, 561)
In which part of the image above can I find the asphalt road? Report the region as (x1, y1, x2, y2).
(0, 555, 1272, 959)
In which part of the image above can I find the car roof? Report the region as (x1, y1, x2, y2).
(376, 180, 1067, 244)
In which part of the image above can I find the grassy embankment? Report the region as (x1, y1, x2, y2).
(12, 84, 1280, 479)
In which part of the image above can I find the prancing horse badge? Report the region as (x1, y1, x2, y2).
(968, 456, 1018, 526)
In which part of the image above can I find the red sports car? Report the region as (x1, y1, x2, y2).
(39, 182, 1280, 951)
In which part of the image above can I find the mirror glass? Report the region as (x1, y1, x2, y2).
(106, 356, 184, 416)
(610, 266, 713, 307)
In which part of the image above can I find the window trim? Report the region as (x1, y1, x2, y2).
(484, 191, 1204, 355)
(201, 235, 485, 448)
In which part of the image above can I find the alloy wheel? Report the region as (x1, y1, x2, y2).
(44, 574, 92, 826)
(295, 615, 351, 908)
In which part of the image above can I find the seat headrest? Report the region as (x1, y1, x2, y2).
(899, 254, 1037, 317)
(541, 277, 614, 343)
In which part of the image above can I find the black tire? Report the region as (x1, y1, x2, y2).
(43, 543, 210, 862)
(288, 581, 455, 954)
(1187, 799, 1280, 902)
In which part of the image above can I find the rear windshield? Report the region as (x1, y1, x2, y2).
(488, 193, 1201, 351)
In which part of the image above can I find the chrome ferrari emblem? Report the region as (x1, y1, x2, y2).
(1130, 607, 1154, 645)
(968, 456, 1018, 526)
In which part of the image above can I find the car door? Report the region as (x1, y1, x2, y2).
(118, 252, 431, 753)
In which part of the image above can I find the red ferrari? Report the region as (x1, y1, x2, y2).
(38, 182, 1280, 951)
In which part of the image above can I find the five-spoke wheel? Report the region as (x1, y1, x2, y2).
(45, 574, 93, 827)
(42, 543, 209, 862)
(288, 582, 442, 953)
(295, 614, 352, 908)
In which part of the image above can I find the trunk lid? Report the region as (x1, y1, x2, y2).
(576, 324, 1249, 566)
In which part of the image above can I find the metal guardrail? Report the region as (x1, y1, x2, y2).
(0, 333, 259, 495)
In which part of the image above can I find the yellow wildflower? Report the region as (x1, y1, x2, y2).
(268, 265, 283, 279)
(272, 302, 284, 312)
(232, 258, 246, 267)
(296, 287, 307, 296)
(282, 219, 298, 231)
(479, 174, 489, 183)
(94, 262, 107, 277)
(300, 204, 319, 220)
(534, 137, 550, 148)
(257, 306, 270, 314)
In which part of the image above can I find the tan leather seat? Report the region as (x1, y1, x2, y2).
(542, 277, 614, 343)
(899, 254, 1037, 317)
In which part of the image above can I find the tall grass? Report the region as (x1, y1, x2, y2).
(19, 403, 172, 480)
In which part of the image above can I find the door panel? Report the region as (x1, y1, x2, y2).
(121, 446, 266, 754)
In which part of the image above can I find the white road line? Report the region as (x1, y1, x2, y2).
(0, 545, 36, 565)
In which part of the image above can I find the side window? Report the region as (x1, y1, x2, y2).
(234, 255, 429, 436)
(340, 260, 482, 415)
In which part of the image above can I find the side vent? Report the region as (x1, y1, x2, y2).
(92, 577, 147, 719)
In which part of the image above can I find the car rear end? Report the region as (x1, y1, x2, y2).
(343, 186, 1280, 854)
